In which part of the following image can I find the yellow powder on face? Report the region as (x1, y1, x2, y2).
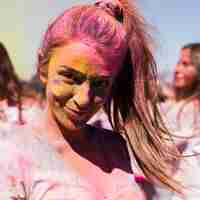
(50, 43, 105, 75)
(70, 56, 92, 74)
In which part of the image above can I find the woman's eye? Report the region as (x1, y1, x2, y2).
(73, 76, 85, 84)
(58, 71, 73, 79)
(92, 79, 110, 89)
(58, 71, 85, 84)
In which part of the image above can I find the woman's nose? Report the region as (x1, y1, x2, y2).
(73, 81, 94, 110)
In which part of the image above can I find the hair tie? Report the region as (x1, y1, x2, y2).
(94, 0, 124, 22)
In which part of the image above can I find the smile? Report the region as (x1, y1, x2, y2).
(175, 74, 184, 79)
(63, 106, 88, 119)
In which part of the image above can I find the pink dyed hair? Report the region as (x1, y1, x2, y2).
(38, 5, 127, 74)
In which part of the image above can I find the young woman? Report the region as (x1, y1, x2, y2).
(0, 0, 181, 199)
(160, 43, 200, 198)
(161, 43, 200, 138)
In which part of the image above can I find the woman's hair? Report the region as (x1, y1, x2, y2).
(0, 42, 23, 123)
(38, 0, 180, 192)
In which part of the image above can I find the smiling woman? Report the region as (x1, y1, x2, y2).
(0, 0, 182, 199)
(46, 42, 116, 134)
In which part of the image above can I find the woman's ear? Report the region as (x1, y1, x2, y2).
(37, 49, 48, 85)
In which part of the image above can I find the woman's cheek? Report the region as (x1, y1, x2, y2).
(48, 79, 74, 99)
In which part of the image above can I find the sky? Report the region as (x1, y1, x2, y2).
(0, 0, 200, 81)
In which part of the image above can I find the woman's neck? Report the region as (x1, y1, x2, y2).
(41, 107, 91, 154)
(175, 87, 196, 102)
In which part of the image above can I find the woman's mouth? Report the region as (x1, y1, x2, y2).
(175, 74, 184, 79)
(63, 106, 89, 121)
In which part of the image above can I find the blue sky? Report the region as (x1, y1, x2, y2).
(139, 0, 200, 80)
(0, 0, 200, 80)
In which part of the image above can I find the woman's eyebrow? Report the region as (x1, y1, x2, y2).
(59, 65, 112, 80)
(59, 65, 86, 77)
(89, 75, 111, 81)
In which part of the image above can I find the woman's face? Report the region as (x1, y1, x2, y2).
(174, 48, 198, 91)
(46, 42, 120, 132)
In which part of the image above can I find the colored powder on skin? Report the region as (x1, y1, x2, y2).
(53, 79, 62, 85)
(134, 175, 147, 183)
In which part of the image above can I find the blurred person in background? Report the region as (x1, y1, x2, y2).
(0, 42, 23, 125)
(21, 74, 46, 109)
(161, 43, 200, 138)
(159, 43, 200, 198)
(0, 42, 44, 126)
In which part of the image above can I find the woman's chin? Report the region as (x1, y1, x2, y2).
(52, 106, 92, 133)
(58, 114, 87, 132)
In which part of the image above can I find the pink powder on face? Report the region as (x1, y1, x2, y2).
(53, 79, 62, 85)
(47, 91, 53, 98)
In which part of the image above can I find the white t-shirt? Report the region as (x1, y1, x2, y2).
(0, 123, 145, 199)
(158, 100, 200, 199)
